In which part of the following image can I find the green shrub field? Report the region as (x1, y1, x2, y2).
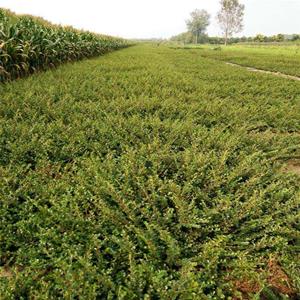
(0, 9, 130, 82)
(181, 44, 300, 77)
(0, 44, 300, 299)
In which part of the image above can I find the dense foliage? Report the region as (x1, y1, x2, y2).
(0, 9, 130, 81)
(0, 44, 299, 299)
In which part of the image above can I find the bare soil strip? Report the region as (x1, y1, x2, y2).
(225, 62, 300, 81)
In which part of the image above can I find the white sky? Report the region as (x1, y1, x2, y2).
(0, 0, 299, 39)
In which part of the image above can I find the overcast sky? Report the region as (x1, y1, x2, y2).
(0, 0, 299, 39)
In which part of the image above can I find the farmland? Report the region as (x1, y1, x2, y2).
(176, 44, 300, 77)
(0, 9, 130, 82)
(0, 42, 299, 299)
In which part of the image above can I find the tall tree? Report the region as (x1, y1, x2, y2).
(186, 9, 210, 44)
(217, 0, 245, 45)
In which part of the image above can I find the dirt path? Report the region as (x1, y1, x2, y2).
(225, 62, 300, 82)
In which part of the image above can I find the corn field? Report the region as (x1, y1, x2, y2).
(0, 9, 130, 81)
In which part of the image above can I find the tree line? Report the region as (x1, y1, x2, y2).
(170, 33, 300, 45)
(171, 0, 300, 45)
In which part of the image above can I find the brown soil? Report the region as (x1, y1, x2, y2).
(267, 259, 296, 296)
(231, 259, 297, 299)
(234, 278, 261, 295)
(0, 266, 13, 278)
(283, 160, 300, 176)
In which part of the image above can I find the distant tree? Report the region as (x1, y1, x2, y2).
(275, 34, 285, 42)
(186, 9, 210, 44)
(217, 0, 245, 45)
(254, 34, 265, 43)
(207, 36, 224, 44)
(292, 34, 300, 41)
(170, 32, 194, 44)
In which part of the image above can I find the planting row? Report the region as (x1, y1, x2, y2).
(0, 9, 131, 81)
